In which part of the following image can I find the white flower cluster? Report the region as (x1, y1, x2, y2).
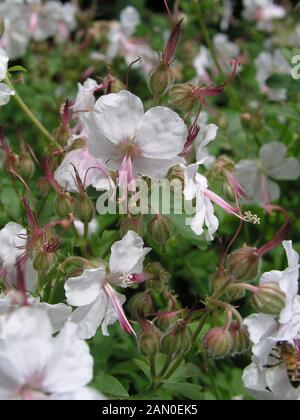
(243, 241, 300, 400)
(0, 0, 77, 59)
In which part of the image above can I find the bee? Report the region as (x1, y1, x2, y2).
(265, 340, 300, 388)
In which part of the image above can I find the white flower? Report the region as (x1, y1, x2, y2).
(0, 307, 103, 400)
(0, 222, 37, 291)
(119, 6, 140, 37)
(243, 242, 300, 400)
(0, 48, 14, 106)
(243, 363, 300, 400)
(184, 164, 219, 240)
(255, 50, 290, 101)
(65, 231, 151, 339)
(105, 7, 157, 75)
(183, 158, 244, 240)
(83, 90, 187, 189)
(244, 241, 299, 363)
(0, 1, 76, 59)
(243, 0, 286, 31)
(236, 142, 300, 205)
(194, 34, 239, 83)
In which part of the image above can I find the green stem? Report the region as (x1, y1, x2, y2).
(5, 77, 61, 149)
(194, 0, 240, 109)
(153, 313, 209, 390)
(149, 355, 157, 380)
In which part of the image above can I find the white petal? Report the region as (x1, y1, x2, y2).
(243, 364, 276, 401)
(0, 222, 26, 268)
(267, 157, 300, 181)
(204, 197, 219, 241)
(134, 155, 185, 179)
(260, 142, 286, 170)
(195, 123, 218, 163)
(265, 178, 280, 202)
(65, 267, 106, 307)
(135, 106, 187, 159)
(120, 6, 140, 37)
(43, 323, 93, 394)
(70, 293, 108, 339)
(109, 230, 150, 275)
(266, 365, 300, 400)
(54, 148, 110, 193)
(283, 240, 299, 268)
(244, 313, 276, 344)
(84, 90, 144, 163)
(54, 387, 106, 400)
(0, 48, 9, 80)
(36, 302, 72, 333)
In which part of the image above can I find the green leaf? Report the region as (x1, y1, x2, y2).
(163, 382, 203, 400)
(0, 187, 22, 220)
(168, 363, 202, 382)
(92, 372, 129, 398)
(8, 65, 28, 73)
(134, 359, 151, 378)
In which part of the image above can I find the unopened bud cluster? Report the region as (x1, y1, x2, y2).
(203, 323, 250, 359)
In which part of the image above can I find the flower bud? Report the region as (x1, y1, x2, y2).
(55, 193, 73, 218)
(227, 247, 260, 282)
(138, 323, 161, 357)
(74, 195, 94, 224)
(211, 269, 230, 292)
(128, 291, 154, 320)
(156, 310, 187, 331)
(147, 215, 173, 245)
(229, 322, 251, 355)
(53, 126, 71, 147)
(145, 262, 171, 286)
(18, 153, 35, 179)
(226, 284, 246, 301)
(203, 327, 233, 359)
(33, 251, 56, 273)
(120, 216, 144, 237)
(160, 321, 191, 357)
(149, 63, 174, 98)
(252, 283, 286, 316)
(169, 83, 196, 113)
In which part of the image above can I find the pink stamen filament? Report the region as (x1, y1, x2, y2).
(204, 189, 244, 221)
(119, 153, 136, 193)
(104, 283, 136, 336)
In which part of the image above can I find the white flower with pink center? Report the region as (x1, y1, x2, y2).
(65, 231, 151, 339)
(236, 142, 300, 206)
(0, 307, 104, 400)
(82, 90, 188, 191)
